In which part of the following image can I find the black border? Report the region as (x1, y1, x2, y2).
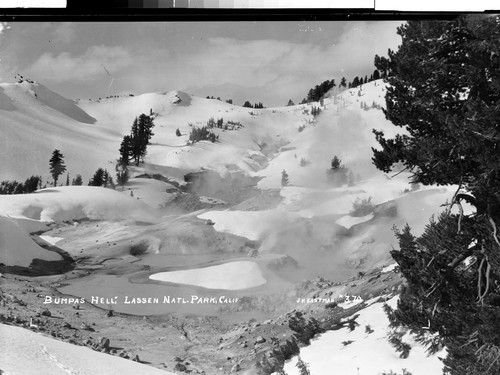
(0, 7, 472, 22)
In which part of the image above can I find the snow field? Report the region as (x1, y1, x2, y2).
(282, 296, 446, 375)
(149, 261, 266, 290)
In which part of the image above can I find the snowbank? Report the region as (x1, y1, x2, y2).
(0, 186, 156, 222)
(0, 216, 62, 267)
(149, 261, 266, 290)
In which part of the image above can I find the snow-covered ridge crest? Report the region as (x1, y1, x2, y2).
(0, 81, 96, 124)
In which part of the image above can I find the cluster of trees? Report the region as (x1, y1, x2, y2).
(306, 79, 337, 102)
(373, 15, 500, 375)
(310, 106, 322, 117)
(243, 101, 265, 109)
(189, 126, 218, 144)
(348, 71, 381, 89)
(0, 175, 41, 195)
(88, 168, 114, 187)
(297, 70, 383, 105)
(119, 114, 155, 167)
(205, 96, 234, 104)
(202, 117, 243, 131)
(14, 74, 35, 84)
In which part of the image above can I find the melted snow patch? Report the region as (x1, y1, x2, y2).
(381, 263, 398, 273)
(149, 261, 266, 290)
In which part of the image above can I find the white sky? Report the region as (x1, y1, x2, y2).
(0, 21, 403, 106)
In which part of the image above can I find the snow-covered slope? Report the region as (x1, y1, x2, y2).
(0, 324, 173, 375)
(0, 216, 62, 267)
(0, 79, 464, 273)
(281, 296, 446, 375)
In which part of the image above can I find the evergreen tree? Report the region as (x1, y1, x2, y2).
(373, 15, 500, 375)
(327, 155, 348, 185)
(281, 170, 289, 187)
(340, 77, 347, 88)
(49, 149, 66, 187)
(89, 168, 106, 187)
(72, 174, 83, 186)
(65, 173, 70, 186)
(374, 51, 394, 78)
(287, 99, 295, 106)
(124, 113, 155, 166)
(23, 175, 41, 193)
(243, 101, 252, 108)
(119, 135, 133, 166)
(373, 69, 381, 80)
(116, 166, 129, 189)
(295, 357, 310, 375)
(176, 128, 182, 137)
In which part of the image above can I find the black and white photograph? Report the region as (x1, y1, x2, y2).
(0, 9, 500, 375)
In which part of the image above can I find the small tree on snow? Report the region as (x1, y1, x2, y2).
(116, 166, 129, 189)
(295, 357, 310, 375)
(72, 174, 83, 186)
(281, 170, 289, 187)
(49, 149, 66, 187)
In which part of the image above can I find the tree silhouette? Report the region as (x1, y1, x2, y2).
(49, 149, 66, 187)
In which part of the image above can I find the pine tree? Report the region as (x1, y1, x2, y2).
(327, 155, 348, 185)
(281, 170, 289, 187)
(373, 69, 381, 80)
(176, 128, 182, 137)
(287, 99, 295, 106)
(373, 15, 500, 375)
(23, 175, 41, 193)
(65, 173, 70, 186)
(89, 168, 105, 186)
(243, 101, 252, 108)
(116, 166, 129, 189)
(72, 174, 83, 186)
(295, 357, 310, 375)
(119, 135, 133, 166)
(340, 76, 347, 88)
(49, 149, 66, 187)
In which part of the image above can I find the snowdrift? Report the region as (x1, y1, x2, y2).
(0, 186, 156, 223)
(0, 216, 62, 267)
